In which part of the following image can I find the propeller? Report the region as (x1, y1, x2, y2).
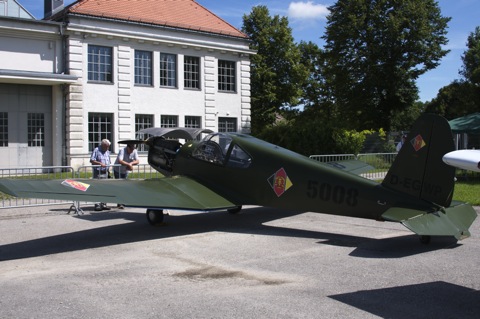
(118, 139, 149, 145)
(118, 136, 165, 147)
(118, 127, 212, 148)
(118, 136, 165, 149)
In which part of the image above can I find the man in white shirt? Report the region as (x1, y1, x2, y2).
(114, 144, 140, 208)
(396, 135, 407, 152)
(114, 144, 140, 178)
(90, 139, 112, 211)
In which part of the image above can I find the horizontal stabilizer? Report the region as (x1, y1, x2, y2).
(382, 202, 477, 240)
(326, 160, 374, 175)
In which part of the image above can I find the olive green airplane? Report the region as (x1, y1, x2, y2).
(0, 114, 477, 244)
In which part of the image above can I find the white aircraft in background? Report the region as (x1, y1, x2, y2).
(443, 150, 480, 172)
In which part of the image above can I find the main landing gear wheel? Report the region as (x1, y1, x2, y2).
(146, 209, 164, 225)
(420, 235, 431, 245)
(227, 206, 242, 214)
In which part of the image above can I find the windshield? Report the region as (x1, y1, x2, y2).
(192, 133, 251, 168)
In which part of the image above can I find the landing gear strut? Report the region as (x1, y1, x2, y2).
(146, 209, 164, 225)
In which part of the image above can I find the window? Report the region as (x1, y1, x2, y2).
(218, 60, 236, 92)
(28, 113, 45, 147)
(161, 115, 178, 128)
(0, 1, 6, 17)
(185, 116, 201, 128)
(184, 56, 200, 89)
(192, 133, 229, 165)
(191, 133, 251, 168)
(88, 113, 113, 152)
(218, 117, 237, 132)
(226, 144, 252, 168)
(88, 45, 113, 82)
(134, 50, 152, 86)
(160, 53, 177, 87)
(135, 114, 153, 151)
(0, 112, 7, 147)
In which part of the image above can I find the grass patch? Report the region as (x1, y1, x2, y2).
(453, 181, 480, 206)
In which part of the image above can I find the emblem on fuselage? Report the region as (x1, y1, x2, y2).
(268, 168, 293, 197)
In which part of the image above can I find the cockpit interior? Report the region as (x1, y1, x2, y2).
(146, 132, 252, 176)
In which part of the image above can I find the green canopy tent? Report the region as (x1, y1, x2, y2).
(449, 112, 480, 134)
(448, 113, 480, 149)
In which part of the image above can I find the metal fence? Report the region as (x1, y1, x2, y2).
(309, 154, 357, 163)
(0, 166, 75, 208)
(309, 153, 397, 180)
(0, 164, 162, 209)
(5, 152, 468, 209)
(76, 164, 163, 179)
(2, 151, 476, 209)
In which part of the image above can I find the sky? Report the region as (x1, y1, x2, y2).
(20, 0, 480, 102)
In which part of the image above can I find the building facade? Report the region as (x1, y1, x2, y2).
(0, 0, 253, 168)
(0, 0, 77, 168)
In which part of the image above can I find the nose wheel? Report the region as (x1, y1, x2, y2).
(146, 209, 165, 225)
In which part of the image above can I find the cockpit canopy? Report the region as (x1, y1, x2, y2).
(192, 133, 252, 168)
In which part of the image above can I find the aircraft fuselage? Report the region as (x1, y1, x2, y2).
(173, 133, 434, 221)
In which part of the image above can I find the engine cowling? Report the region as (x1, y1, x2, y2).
(147, 137, 182, 176)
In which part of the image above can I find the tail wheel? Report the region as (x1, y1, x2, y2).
(146, 209, 164, 225)
(227, 206, 242, 214)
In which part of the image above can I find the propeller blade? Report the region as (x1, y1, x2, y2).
(118, 139, 146, 145)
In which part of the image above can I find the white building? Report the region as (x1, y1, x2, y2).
(0, 0, 253, 168)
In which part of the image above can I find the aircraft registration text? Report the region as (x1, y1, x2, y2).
(388, 174, 442, 196)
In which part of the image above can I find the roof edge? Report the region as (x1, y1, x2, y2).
(66, 12, 248, 39)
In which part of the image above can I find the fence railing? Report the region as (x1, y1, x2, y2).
(0, 166, 76, 208)
(0, 166, 75, 179)
(309, 153, 397, 180)
(0, 164, 163, 209)
(2, 152, 473, 209)
(76, 164, 163, 179)
(309, 154, 357, 163)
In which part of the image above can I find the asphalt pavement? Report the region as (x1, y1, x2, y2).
(0, 204, 479, 319)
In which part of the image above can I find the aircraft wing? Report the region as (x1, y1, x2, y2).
(381, 202, 477, 240)
(442, 150, 480, 172)
(0, 177, 236, 211)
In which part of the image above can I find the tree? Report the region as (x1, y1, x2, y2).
(460, 26, 480, 85)
(242, 6, 308, 134)
(424, 81, 480, 119)
(323, 0, 450, 131)
(426, 26, 480, 119)
(298, 42, 326, 109)
(297, 41, 338, 118)
(390, 101, 424, 130)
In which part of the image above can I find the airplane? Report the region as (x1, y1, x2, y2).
(0, 114, 477, 244)
(443, 149, 480, 172)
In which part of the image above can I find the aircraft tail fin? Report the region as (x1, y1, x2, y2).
(382, 114, 455, 207)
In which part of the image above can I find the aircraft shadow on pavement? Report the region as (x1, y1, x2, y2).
(329, 281, 480, 319)
(0, 207, 462, 261)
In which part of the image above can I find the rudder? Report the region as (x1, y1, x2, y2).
(382, 114, 455, 207)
